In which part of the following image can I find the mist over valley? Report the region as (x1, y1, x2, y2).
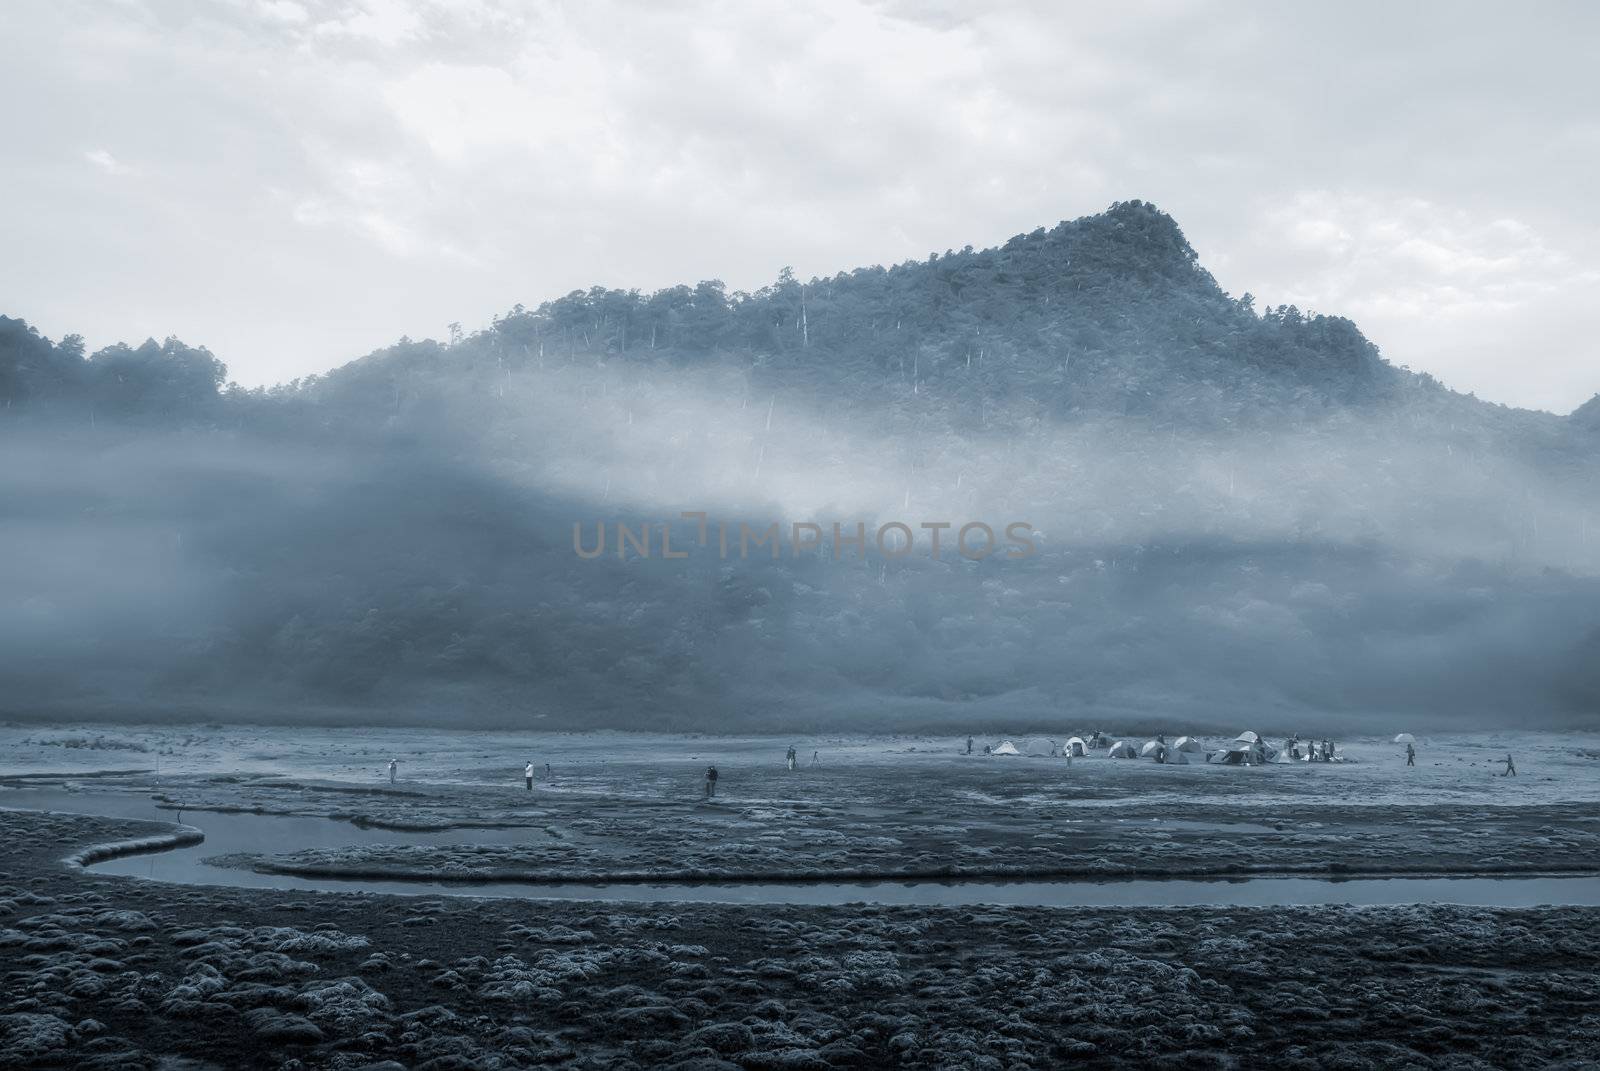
(4, 202, 1597, 734)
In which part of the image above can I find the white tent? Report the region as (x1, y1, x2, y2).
(1173, 736, 1204, 753)
(991, 740, 1021, 756)
(1141, 739, 1188, 763)
(1235, 730, 1260, 744)
(1209, 744, 1253, 765)
(1108, 740, 1138, 759)
(1211, 739, 1275, 765)
(1019, 736, 1057, 757)
(1393, 733, 1416, 745)
(1065, 736, 1087, 757)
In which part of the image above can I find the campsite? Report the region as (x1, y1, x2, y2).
(3, 722, 1599, 1068)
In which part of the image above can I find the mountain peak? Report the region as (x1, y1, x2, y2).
(1094, 199, 1197, 259)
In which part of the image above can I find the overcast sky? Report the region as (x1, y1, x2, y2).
(3, 0, 1596, 412)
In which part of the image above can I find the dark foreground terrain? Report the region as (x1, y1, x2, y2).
(4, 808, 1600, 1070)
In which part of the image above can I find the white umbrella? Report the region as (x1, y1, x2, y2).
(1394, 733, 1417, 745)
(1235, 731, 1260, 744)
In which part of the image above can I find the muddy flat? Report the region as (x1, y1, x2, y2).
(3, 725, 1599, 1068)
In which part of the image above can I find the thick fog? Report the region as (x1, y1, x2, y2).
(489, 358, 1599, 575)
(3, 350, 1597, 736)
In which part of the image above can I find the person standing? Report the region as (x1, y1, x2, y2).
(786, 746, 797, 771)
(966, 736, 974, 755)
(705, 765, 719, 798)
(811, 750, 819, 767)
(524, 761, 535, 790)
(388, 759, 397, 784)
(1406, 742, 1416, 767)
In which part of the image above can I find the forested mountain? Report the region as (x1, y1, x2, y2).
(3, 202, 1597, 732)
(0, 202, 1399, 425)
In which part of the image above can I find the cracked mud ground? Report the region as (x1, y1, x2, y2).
(4, 808, 1600, 1070)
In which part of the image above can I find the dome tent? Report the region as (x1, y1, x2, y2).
(1019, 736, 1058, 757)
(1210, 736, 1277, 765)
(991, 740, 1021, 756)
(1173, 736, 1204, 753)
(1108, 740, 1138, 759)
(1065, 736, 1087, 757)
(1141, 739, 1187, 764)
(1230, 731, 1277, 762)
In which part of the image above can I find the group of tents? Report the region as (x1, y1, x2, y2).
(986, 733, 1203, 763)
(983, 730, 1347, 766)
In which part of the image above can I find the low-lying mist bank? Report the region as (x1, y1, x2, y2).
(2, 354, 1597, 734)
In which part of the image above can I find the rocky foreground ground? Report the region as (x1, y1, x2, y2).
(4, 807, 1600, 1070)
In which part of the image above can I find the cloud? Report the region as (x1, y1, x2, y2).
(1224, 191, 1600, 409)
(310, 0, 425, 46)
(1260, 192, 1587, 314)
(83, 148, 131, 175)
(256, 0, 309, 25)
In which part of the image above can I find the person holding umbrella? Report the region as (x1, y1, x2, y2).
(1395, 733, 1417, 766)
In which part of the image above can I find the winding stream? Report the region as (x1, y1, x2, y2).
(8, 785, 1600, 908)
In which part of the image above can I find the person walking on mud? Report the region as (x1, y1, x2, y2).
(1503, 753, 1517, 777)
(705, 764, 719, 798)
(525, 761, 535, 790)
(1406, 742, 1416, 767)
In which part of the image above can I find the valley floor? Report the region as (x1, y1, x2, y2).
(3, 725, 1600, 1068)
